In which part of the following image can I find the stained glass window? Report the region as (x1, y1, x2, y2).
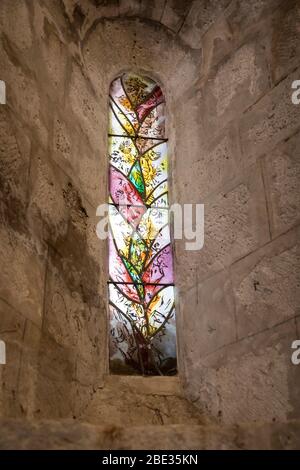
(108, 73, 176, 376)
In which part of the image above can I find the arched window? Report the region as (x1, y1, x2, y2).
(108, 73, 176, 376)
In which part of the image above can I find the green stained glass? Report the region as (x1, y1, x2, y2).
(121, 257, 144, 299)
(129, 232, 148, 273)
(129, 160, 145, 195)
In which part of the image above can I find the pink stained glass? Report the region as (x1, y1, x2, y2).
(142, 244, 174, 285)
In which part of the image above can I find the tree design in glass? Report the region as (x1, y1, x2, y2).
(108, 73, 176, 375)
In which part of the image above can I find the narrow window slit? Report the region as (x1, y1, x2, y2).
(108, 73, 177, 376)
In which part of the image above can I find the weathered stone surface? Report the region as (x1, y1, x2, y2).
(199, 15, 233, 78)
(0, 45, 48, 148)
(37, 0, 82, 45)
(81, 376, 207, 427)
(0, 227, 46, 327)
(0, 302, 25, 418)
(53, 116, 72, 164)
(202, 37, 270, 137)
(0, 302, 41, 419)
(296, 316, 300, 338)
(0, 107, 30, 235)
(34, 332, 76, 419)
(190, 123, 242, 200)
(43, 243, 103, 368)
(199, 0, 283, 76)
(185, 319, 300, 424)
(34, 334, 101, 420)
(174, 88, 206, 203)
(17, 320, 41, 418)
(262, 131, 300, 238)
(119, 0, 147, 18)
(62, 0, 167, 32)
(139, 0, 166, 22)
(28, 153, 69, 243)
(52, 112, 106, 209)
(0, 107, 28, 193)
(0, 418, 300, 450)
(0, 0, 33, 52)
(271, 0, 300, 84)
(225, 0, 282, 47)
(240, 68, 300, 163)
(82, 17, 201, 101)
(180, 269, 237, 357)
(104, 375, 182, 396)
(39, 25, 69, 100)
(178, 163, 270, 287)
(69, 62, 103, 151)
(160, 0, 194, 33)
(179, 0, 231, 49)
(231, 227, 300, 339)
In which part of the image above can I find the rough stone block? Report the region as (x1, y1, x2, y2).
(202, 37, 270, 136)
(27, 152, 69, 243)
(185, 319, 300, 424)
(160, 0, 194, 33)
(83, 18, 201, 104)
(271, 0, 300, 84)
(177, 163, 270, 286)
(34, 333, 76, 418)
(179, 0, 231, 48)
(70, 381, 96, 420)
(52, 112, 106, 209)
(1, 418, 300, 450)
(200, 15, 233, 77)
(40, 25, 69, 100)
(180, 269, 237, 357)
(0, 301, 25, 417)
(0, 227, 46, 327)
(67, 62, 107, 206)
(0, 107, 30, 232)
(262, 131, 300, 238)
(199, 0, 282, 74)
(43, 240, 104, 368)
(74, 356, 99, 388)
(174, 89, 207, 199)
(119, 0, 143, 17)
(225, 0, 282, 46)
(0, 302, 40, 418)
(17, 320, 41, 418)
(240, 67, 300, 163)
(69, 61, 103, 151)
(296, 316, 300, 338)
(0, 107, 29, 194)
(231, 227, 300, 339)
(81, 376, 204, 427)
(0, 46, 48, 148)
(53, 116, 72, 165)
(139, 0, 166, 22)
(191, 123, 242, 200)
(33, 0, 76, 44)
(104, 375, 182, 396)
(0, 0, 33, 51)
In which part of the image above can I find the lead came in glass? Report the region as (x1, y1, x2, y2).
(108, 73, 176, 375)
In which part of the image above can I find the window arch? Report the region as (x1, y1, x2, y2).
(108, 73, 176, 376)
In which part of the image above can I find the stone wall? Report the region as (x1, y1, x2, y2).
(0, 0, 109, 419)
(0, 0, 299, 427)
(177, 0, 300, 424)
(0, 0, 201, 420)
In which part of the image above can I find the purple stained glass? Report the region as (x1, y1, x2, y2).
(108, 73, 176, 376)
